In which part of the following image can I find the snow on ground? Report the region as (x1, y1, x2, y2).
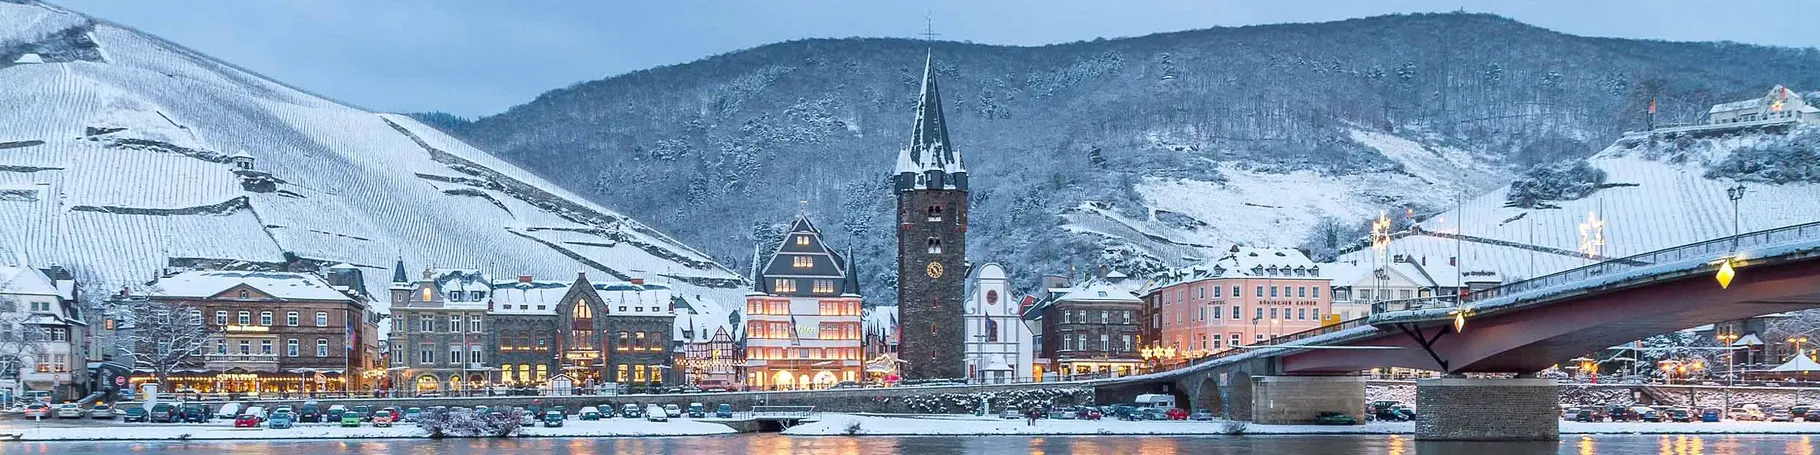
(781, 413, 1820, 436)
(1, 419, 735, 441)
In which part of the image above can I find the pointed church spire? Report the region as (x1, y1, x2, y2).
(748, 242, 767, 295)
(842, 245, 862, 296)
(894, 50, 967, 192)
(391, 258, 407, 283)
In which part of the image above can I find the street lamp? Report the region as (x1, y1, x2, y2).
(1791, 337, 1810, 362)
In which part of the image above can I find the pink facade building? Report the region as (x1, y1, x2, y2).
(1142, 247, 1332, 359)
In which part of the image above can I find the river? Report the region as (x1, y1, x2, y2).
(1, 434, 1814, 454)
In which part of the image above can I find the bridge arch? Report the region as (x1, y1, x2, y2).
(1192, 375, 1222, 415)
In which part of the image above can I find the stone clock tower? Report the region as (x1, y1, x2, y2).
(894, 52, 968, 380)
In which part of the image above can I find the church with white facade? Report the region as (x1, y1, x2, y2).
(963, 263, 1034, 383)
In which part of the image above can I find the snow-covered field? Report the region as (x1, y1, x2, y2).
(0, 419, 735, 441)
(781, 413, 1820, 436)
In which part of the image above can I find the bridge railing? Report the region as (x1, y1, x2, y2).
(1466, 221, 1820, 303)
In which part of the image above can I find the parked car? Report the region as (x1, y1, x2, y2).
(268, 412, 295, 429)
(999, 408, 1022, 419)
(1572, 409, 1599, 422)
(1605, 405, 1636, 422)
(621, 403, 643, 418)
(1107, 404, 1140, 421)
(150, 403, 180, 423)
(1805, 409, 1820, 422)
(350, 405, 372, 421)
(831, 381, 863, 389)
(1634, 407, 1661, 422)
(122, 407, 149, 422)
(579, 406, 602, 421)
(326, 404, 347, 421)
(54, 403, 84, 419)
(664, 404, 682, 418)
(1729, 408, 1764, 421)
(716, 403, 734, 419)
(549, 406, 567, 420)
(89, 404, 117, 419)
(1666, 409, 1693, 422)
(1189, 410, 1216, 421)
(340, 412, 362, 427)
(1315, 411, 1359, 425)
(23, 403, 50, 419)
(1701, 408, 1723, 422)
(235, 414, 260, 428)
(1079, 408, 1104, 420)
(1771, 410, 1793, 422)
(404, 407, 423, 422)
(244, 406, 267, 422)
(688, 402, 706, 418)
(299, 404, 322, 423)
(542, 410, 565, 427)
(1793, 405, 1814, 421)
(181, 403, 211, 423)
(373, 410, 395, 427)
(1139, 408, 1168, 421)
(216, 402, 244, 419)
(646, 404, 668, 422)
(518, 409, 538, 426)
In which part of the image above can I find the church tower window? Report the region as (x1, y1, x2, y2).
(926, 238, 942, 254)
(926, 205, 943, 221)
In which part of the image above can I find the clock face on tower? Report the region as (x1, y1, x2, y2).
(925, 261, 944, 279)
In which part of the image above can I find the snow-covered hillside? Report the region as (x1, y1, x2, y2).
(1342, 126, 1820, 280)
(0, 1, 746, 311)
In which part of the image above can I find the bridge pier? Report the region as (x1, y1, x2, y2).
(1415, 377, 1559, 441)
(1250, 375, 1365, 424)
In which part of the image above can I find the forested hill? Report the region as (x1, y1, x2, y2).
(440, 12, 1820, 303)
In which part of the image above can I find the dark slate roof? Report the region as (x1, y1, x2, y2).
(907, 52, 956, 171)
(754, 213, 856, 297)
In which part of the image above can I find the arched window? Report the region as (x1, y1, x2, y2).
(927, 238, 942, 254)
(926, 205, 944, 221)
(238, 290, 249, 299)
(573, 299, 593, 319)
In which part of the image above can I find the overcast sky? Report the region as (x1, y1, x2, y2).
(53, 0, 1820, 118)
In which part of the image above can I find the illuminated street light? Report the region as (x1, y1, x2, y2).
(1578, 211, 1605, 259)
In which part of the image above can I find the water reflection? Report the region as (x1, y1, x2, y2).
(0, 434, 1817, 454)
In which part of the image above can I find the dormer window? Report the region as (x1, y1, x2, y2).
(421, 288, 432, 301)
(238, 290, 249, 299)
(469, 291, 484, 301)
(795, 235, 810, 246)
(447, 291, 461, 302)
(792, 256, 813, 268)
(926, 205, 944, 222)
(927, 238, 942, 254)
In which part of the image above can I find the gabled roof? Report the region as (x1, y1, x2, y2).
(753, 213, 855, 297)
(0, 266, 59, 297)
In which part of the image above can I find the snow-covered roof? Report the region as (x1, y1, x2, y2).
(488, 279, 566, 315)
(1151, 246, 1324, 288)
(151, 270, 352, 301)
(1731, 333, 1765, 347)
(592, 281, 674, 316)
(1054, 281, 1142, 304)
(673, 295, 740, 343)
(0, 266, 59, 297)
(229, 149, 254, 159)
(1708, 85, 1806, 114)
(1770, 351, 1820, 372)
(12, 53, 43, 64)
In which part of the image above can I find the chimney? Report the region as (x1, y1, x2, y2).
(1449, 257, 1457, 266)
(1421, 256, 1427, 266)
(518, 275, 532, 283)
(631, 278, 646, 285)
(577, 271, 587, 280)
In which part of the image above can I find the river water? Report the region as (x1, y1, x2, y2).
(2, 434, 1814, 454)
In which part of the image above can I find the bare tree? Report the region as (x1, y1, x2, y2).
(123, 299, 217, 387)
(1768, 310, 1820, 342)
(0, 297, 51, 384)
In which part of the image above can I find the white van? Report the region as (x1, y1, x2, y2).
(1136, 394, 1176, 409)
(645, 404, 668, 422)
(215, 402, 243, 419)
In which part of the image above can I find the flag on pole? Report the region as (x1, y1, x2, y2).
(1648, 99, 1656, 114)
